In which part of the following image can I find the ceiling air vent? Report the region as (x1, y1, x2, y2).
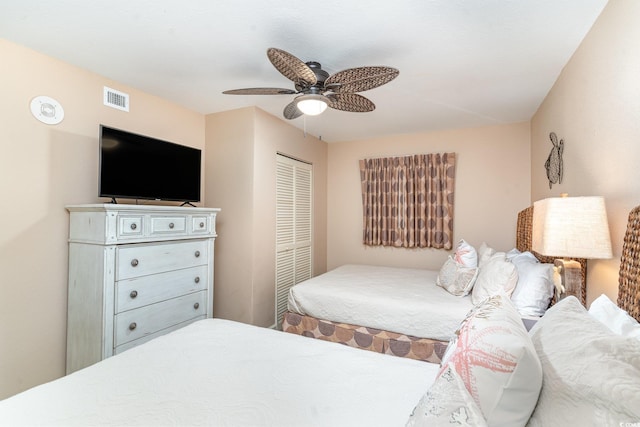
(103, 86, 129, 112)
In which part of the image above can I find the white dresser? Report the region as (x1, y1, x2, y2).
(65, 204, 220, 374)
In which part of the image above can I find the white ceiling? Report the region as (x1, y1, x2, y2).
(1, 0, 608, 142)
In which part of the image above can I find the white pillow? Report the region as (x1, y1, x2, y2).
(439, 293, 542, 426)
(453, 239, 478, 268)
(588, 293, 640, 339)
(509, 252, 554, 317)
(407, 365, 487, 427)
(477, 242, 496, 267)
(505, 248, 521, 261)
(527, 296, 640, 426)
(436, 256, 478, 297)
(471, 252, 518, 305)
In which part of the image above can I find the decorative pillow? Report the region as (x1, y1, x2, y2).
(436, 256, 478, 297)
(471, 252, 518, 305)
(454, 239, 478, 268)
(477, 242, 496, 267)
(406, 365, 487, 427)
(440, 293, 542, 426)
(527, 296, 640, 426)
(509, 251, 554, 317)
(588, 293, 640, 339)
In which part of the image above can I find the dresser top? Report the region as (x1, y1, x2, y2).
(66, 204, 221, 214)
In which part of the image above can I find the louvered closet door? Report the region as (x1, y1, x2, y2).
(275, 154, 312, 328)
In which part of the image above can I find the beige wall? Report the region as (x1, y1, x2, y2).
(3, 0, 637, 401)
(204, 107, 327, 327)
(203, 108, 256, 323)
(0, 39, 204, 399)
(253, 109, 328, 326)
(327, 122, 531, 270)
(530, 0, 640, 305)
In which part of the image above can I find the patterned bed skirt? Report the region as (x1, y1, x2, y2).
(282, 311, 448, 364)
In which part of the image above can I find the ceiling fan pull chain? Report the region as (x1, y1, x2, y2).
(303, 114, 307, 138)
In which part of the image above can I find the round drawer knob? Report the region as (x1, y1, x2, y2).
(194, 251, 200, 258)
(194, 276, 200, 284)
(131, 259, 139, 267)
(130, 223, 137, 230)
(130, 290, 138, 299)
(169, 222, 175, 229)
(129, 322, 137, 331)
(199, 222, 205, 228)
(193, 302, 200, 310)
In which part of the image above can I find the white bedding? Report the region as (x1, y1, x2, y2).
(287, 264, 474, 341)
(0, 318, 439, 427)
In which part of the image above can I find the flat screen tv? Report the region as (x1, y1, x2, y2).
(99, 125, 201, 203)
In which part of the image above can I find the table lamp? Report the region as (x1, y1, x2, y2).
(532, 195, 613, 303)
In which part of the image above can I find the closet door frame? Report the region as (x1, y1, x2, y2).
(275, 153, 313, 328)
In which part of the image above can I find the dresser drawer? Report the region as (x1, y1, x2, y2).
(114, 316, 205, 355)
(117, 215, 144, 239)
(114, 291, 207, 346)
(115, 265, 208, 313)
(150, 215, 187, 236)
(116, 240, 208, 280)
(191, 216, 210, 234)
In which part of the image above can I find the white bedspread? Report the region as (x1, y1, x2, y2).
(287, 264, 474, 341)
(0, 319, 439, 427)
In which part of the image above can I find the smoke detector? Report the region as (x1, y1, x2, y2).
(30, 96, 64, 125)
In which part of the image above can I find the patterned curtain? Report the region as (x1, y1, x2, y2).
(359, 153, 456, 249)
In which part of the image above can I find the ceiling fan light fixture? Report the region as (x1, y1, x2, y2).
(223, 48, 398, 120)
(295, 94, 329, 116)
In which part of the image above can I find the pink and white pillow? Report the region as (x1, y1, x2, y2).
(438, 293, 542, 426)
(453, 239, 478, 268)
(437, 239, 479, 296)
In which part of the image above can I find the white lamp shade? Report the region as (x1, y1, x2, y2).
(295, 94, 329, 116)
(532, 196, 612, 259)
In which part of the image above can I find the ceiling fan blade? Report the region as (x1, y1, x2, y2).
(283, 102, 304, 120)
(267, 48, 317, 86)
(222, 88, 297, 95)
(325, 66, 399, 93)
(327, 93, 375, 112)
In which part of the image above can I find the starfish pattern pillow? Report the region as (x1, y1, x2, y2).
(453, 239, 478, 268)
(439, 293, 542, 426)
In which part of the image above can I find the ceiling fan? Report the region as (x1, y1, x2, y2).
(223, 48, 399, 119)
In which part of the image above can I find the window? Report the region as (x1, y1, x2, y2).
(359, 153, 456, 249)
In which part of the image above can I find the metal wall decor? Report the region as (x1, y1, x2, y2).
(544, 132, 564, 189)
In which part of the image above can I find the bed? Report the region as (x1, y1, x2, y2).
(0, 318, 441, 426)
(1, 206, 638, 426)
(285, 264, 473, 362)
(284, 205, 582, 363)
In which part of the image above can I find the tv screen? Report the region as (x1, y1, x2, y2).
(99, 125, 202, 203)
